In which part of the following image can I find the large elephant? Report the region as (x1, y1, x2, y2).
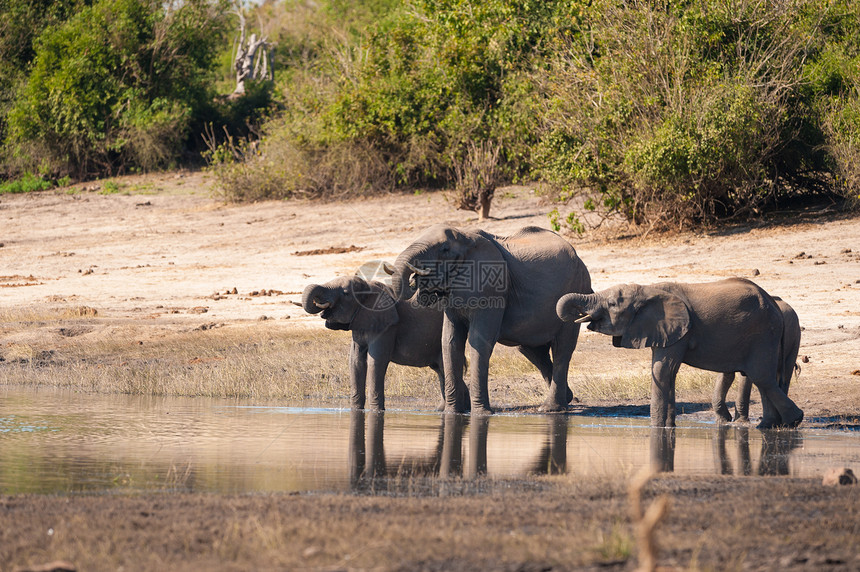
(302, 275, 463, 411)
(556, 278, 804, 429)
(712, 297, 801, 423)
(390, 224, 592, 415)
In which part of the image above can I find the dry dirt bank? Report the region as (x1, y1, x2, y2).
(1, 171, 859, 420)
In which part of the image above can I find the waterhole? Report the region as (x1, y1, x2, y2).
(1, 386, 858, 494)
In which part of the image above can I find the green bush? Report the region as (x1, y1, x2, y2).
(4, 0, 228, 178)
(534, 0, 859, 229)
(213, 0, 568, 201)
(0, 173, 52, 194)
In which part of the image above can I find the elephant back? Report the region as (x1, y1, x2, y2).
(495, 227, 591, 295)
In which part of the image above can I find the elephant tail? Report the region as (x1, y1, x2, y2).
(776, 319, 793, 395)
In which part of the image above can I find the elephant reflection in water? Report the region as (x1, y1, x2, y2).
(347, 411, 491, 489)
(528, 416, 569, 475)
(347, 412, 575, 488)
(649, 426, 802, 476)
(713, 425, 803, 476)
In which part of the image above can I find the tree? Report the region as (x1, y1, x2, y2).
(4, 0, 229, 178)
(230, 2, 273, 98)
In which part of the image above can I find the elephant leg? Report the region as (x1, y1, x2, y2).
(430, 363, 447, 412)
(747, 349, 803, 428)
(540, 323, 580, 412)
(348, 340, 368, 410)
(649, 346, 685, 428)
(467, 334, 495, 415)
(712, 372, 734, 423)
(366, 335, 395, 411)
(466, 312, 503, 415)
(756, 383, 803, 428)
(756, 385, 781, 429)
(749, 371, 803, 429)
(734, 374, 753, 422)
(442, 316, 469, 413)
(517, 344, 576, 405)
(366, 411, 385, 478)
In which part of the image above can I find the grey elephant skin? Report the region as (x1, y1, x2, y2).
(557, 278, 804, 429)
(712, 297, 801, 423)
(303, 276, 461, 411)
(391, 224, 592, 415)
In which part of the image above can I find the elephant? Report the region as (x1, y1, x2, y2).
(712, 297, 801, 423)
(556, 278, 804, 429)
(302, 275, 462, 411)
(390, 224, 592, 415)
(303, 274, 569, 411)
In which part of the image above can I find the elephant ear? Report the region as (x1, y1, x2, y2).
(350, 281, 399, 333)
(621, 287, 690, 349)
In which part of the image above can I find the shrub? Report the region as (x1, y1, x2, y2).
(0, 173, 52, 194)
(213, 0, 566, 200)
(534, 0, 858, 230)
(4, 0, 228, 178)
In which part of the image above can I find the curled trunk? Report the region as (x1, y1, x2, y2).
(302, 284, 330, 314)
(557, 292, 603, 322)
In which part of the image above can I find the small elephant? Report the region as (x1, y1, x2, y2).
(712, 297, 801, 423)
(302, 275, 462, 411)
(557, 278, 804, 429)
(390, 224, 592, 414)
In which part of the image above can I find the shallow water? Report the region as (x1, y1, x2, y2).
(1, 387, 858, 494)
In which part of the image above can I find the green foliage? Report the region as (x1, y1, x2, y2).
(213, 0, 571, 200)
(4, 0, 229, 178)
(4, 0, 859, 226)
(0, 173, 52, 194)
(100, 180, 121, 195)
(0, 0, 89, 146)
(534, 0, 860, 228)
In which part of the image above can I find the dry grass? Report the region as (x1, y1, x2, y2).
(0, 319, 717, 408)
(2, 475, 859, 571)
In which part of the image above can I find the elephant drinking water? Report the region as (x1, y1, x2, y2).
(557, 278, 804, 429)
(303, 272, 582, 412)
(390, 224, 592, 415)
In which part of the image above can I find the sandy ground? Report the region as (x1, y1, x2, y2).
(2, 171, 859, 420)
(2, 172, 860, 572)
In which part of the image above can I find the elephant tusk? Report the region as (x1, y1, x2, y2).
(405, 261, 431, 276)
(313, 300, 331, 309)
(574, 313, 593, 324)
(382, 262, 396, 275)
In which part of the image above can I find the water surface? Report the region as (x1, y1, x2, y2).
(1, 387, 858, 494)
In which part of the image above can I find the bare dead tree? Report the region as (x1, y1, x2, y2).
(231, 2, 273, 98)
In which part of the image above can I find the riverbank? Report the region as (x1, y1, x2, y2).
(2, 172, 860, 571)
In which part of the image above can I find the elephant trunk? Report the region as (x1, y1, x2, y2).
(557, 292, 603, 322)
(302, 284, 332, 314)
(391, 243, 433, 301)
